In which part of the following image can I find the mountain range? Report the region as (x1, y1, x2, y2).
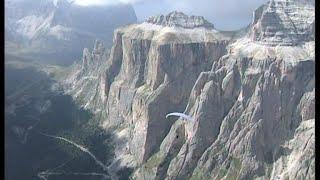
(5, 0, 137, 65)
(5, 0, 315, 179)
(60, 0, 315, 179)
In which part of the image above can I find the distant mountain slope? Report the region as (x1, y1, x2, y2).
(5, 0, 137, 65)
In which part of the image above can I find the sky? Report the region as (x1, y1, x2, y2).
(73, 0, 268, 31)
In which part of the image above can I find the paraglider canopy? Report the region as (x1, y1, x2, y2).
(165, 112, 195, 122)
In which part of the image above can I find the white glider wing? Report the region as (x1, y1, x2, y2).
(165, 112, 195, 122)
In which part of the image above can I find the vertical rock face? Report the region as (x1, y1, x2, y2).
(186, 58, 314, 180)
(130, 1, 313, 179)
(103, 18, 230, 167)
(63, 39, 109, 114)
(62, 1, 314, 179)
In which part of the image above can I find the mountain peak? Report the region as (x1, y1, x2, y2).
(146, 11, 214, 29)
(93, 39, 105, 55)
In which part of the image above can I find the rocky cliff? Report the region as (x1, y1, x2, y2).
(63, 39, 109, 115)
(62, 1, 314, 179)
(249, 0, 314, 46)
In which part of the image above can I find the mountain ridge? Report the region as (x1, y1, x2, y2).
(60, 0, 314, 179)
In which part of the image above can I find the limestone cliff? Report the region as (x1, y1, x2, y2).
(62, 1, 314, 179)
(63, 39, 109, 115)
(104, 16, 231, 169)
(249, 0, 314, 46)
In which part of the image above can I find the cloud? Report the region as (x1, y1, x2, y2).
(73, 0, 115, 6)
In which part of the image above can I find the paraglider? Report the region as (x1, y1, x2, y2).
(165, 112, 195, 122)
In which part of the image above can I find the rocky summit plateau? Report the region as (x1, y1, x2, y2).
(146, 11, 215, 29)
(59, 0, 314, 179)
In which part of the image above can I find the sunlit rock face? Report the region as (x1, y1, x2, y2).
(62, 12, 231, 171)
(63, 40, 109, 114)
(103, 15, 230, 167)
(249, 0, 314, 46)
(131, 1, 314, 179)
(62, 0, 314, 179)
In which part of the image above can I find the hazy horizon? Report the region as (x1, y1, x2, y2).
(72, 0, 268, 31)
